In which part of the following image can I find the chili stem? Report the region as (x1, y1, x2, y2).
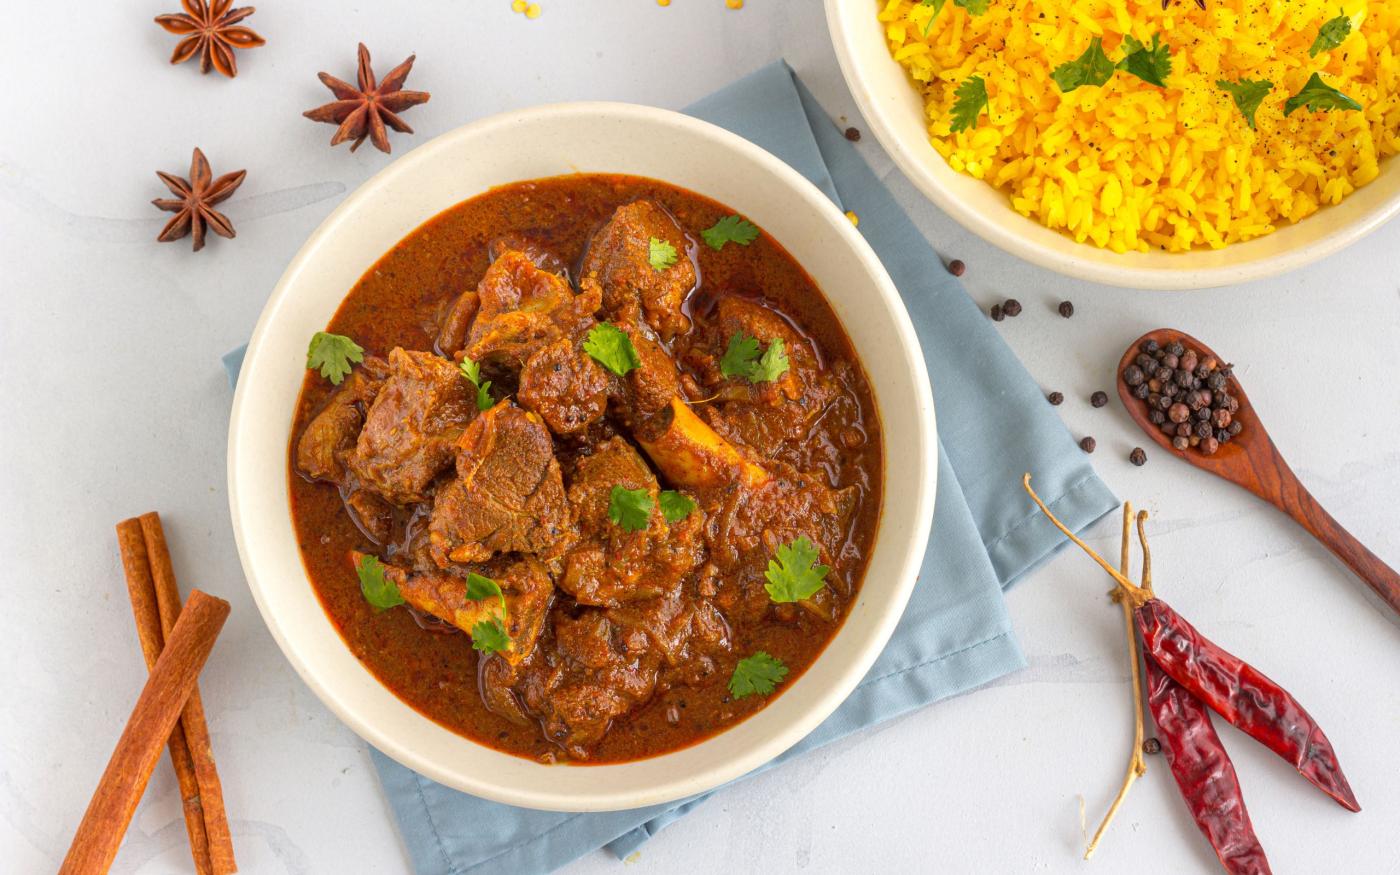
(1022, 474, 1150, 605)
(1135, 510, 1155, 596)
(1084, 504, 1150, 860)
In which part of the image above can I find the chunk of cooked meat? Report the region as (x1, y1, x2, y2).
(634, 398, 769, 489)
(436, 290, 479, 358)
(294, 357, 388, 484)
(463, 250, 601, 369)
(428, 401, 574, 565)
(344, 348, 477, 505)
(518, 337, 614, 435)
(704, 296, 842, 458)
(621, 325, 680, 423)
(559, 437, 706, 607)
(515, 608, 661, 759)
(582, 201, 694, 341)
(488, 233, 569, 275)
(368, 553, 554, 665)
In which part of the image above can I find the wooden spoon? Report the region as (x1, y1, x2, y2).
(1117, 328, 1400, 617)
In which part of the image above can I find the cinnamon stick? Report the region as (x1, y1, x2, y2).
(115, 521, 212, 875)
(59, 590, 230, 875)
(138, 513, 237, 874)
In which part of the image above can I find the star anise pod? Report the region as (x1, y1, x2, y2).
(152, 148, 246, 251)
(155, 0, 265, 78)
(303, 43, 431, 154)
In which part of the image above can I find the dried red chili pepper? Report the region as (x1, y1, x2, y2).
(1145, 653, 1272, 874)
(1136, 598, 1360, 812)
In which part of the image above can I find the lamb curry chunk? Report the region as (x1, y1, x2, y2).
(289, 175, 882, 763)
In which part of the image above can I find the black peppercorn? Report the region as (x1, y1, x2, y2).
(1155, 395, 1172, 411)
(1195, 407, 1211, 422)
(1047, 391, 1064, 405)
(1149, 409, 1166, 425)
(1173, 436, 1190, 450)
(1200, 436, 1220, 455)
(1059, 300, 1075, 318)
(1123, 365, 1144, 386)
(1207, 372, 1227, 391)
(1136, 353, 1156, 370)
(990, 304, 1004, 321)
(1161, 352, 1179, 369)
(1174, 369, 1193, 387)
(1167, 402, 1190, 423)
(1195, 420, 1213, 438)
(1080, 436, 1096, 453)
(1002, 298, 1023, 317)
(1091, 391, 1109, 408)
(1160, 421, 1177, 436)
(1175, 423, 1191, 438)
(1216, 429, 1231, 443)
(1156, 366, 1175, 383)
(1227, 420, 1242, 436)
(1212, 408, 1232, 429)
(1179, 350, 1198, 373)
(1142, 339, 1160, 354)
(1130, 447, 1147, 466)
(1167, 341, 1185, 357)
(1133, 383, 1150, 400)
(948, 259, 966, 277)
(844, 126, 861, 141)
(1143, 738, 1161, 755)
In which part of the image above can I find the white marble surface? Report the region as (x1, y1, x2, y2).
(2, 2, 1398, 873)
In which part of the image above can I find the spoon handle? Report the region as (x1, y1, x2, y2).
(1253, 446, 1400, 616)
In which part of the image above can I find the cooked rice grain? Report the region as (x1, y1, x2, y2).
(879, 0, 1400, 252)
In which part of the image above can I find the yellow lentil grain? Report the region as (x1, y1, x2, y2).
(846, 211, 860, 227)
(511, 0, 525, 11)
(525, 2, 541, 19)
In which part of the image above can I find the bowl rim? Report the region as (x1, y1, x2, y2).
(227, 100, 938, 811)
(824, 0, 1400, 290)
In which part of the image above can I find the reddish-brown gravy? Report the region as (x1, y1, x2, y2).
(288, 174, 882, 763)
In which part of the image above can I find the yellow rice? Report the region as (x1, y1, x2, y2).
(878, 0, 1400, 252)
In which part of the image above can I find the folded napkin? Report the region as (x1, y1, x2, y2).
(224, 60, 1116, 875)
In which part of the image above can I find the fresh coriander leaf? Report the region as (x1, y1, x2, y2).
(475, 380, 493, 412)
(1117, 33, 1172, 88)
(949, 76, 989, 133)
(1310, 12, 1352, 57)
(584, 322, 641, 376)
(920, 0, 947, 35)
(459, 357, 494, 410)
(1052, 38, 1115, 93)
(728, 652, 789, 699)
(306, 331, 364, 386)
(1217, 78, 1273, 130)
(464, 572, 507, 619)
(750, 337, 790, 383)
(701, 215, 760, 250)
(720, 332, 790, 383)
(648, 236, 678, 271)
(356, 554, 403, 610)
(608, 485, 654, 532)
(658, 490, 697, 523)
(720, 332, 762, 379)
(470, 617, 511, 653)
(1284, 72, 1362, 117)
(763, 536, 830, 603)
(954, 0, 990, 14)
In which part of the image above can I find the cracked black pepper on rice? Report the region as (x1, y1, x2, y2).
(1122, 338, 1242, 456)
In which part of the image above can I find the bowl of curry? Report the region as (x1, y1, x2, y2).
(229, 103, 936, 811)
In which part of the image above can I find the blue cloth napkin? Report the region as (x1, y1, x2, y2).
(224, 60, 1116, 875)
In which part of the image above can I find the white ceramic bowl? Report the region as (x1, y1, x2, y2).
(228, 103, 937, 811)
(826, 0, 1400, 290)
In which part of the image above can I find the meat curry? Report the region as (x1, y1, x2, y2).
(289, 174, 882, 763)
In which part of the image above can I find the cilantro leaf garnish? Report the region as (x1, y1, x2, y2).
(648, 236, 678, 271)
(1283, 72, 1362, 117)
(949, 76, 989, 133)
(306, 331, 364, 386)
(728, 652, 789, 699)
(658, 490, 697, 523)
(1217, 79, 1273, 129)
(356, 554, 403, 610)
(763, 536, 830, 603)
(1117, 34, 1171, 88)
(919, 0, 947, 35)
(583, 322, 641, 376)
(954, 0, 990, 14)
(458, 358, 494, 411)
(1310, 12, 1352, 57)
(1052, 38, 1115, 93)
(470, 617, 511, 654)
(720, 332, 791, 383)
(465, 571, 507, 620)
(701, 215, 760, 250)
(608, 485, 653, 532)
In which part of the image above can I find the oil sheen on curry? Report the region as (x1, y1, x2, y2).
(289, 174, 883, 764)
